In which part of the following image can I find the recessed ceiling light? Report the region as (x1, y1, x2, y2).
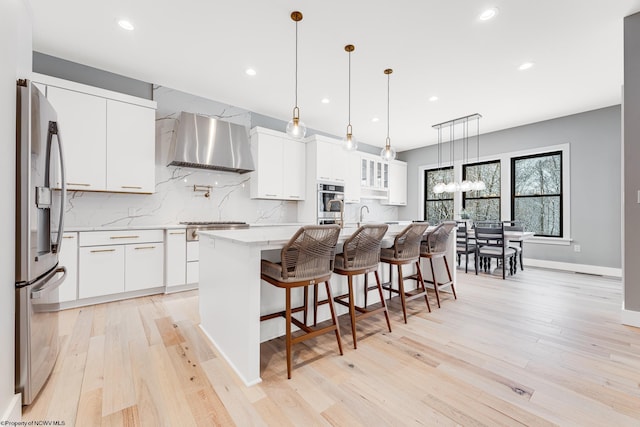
(321, 98, 330, 104)
(118, 20, 135, 31)
(518, 62, 534, 71)
(371, 117, 380, 123)
(479, 8, 498, 21)
(245, 68, 257, 76)
(429, 95, 439, 102)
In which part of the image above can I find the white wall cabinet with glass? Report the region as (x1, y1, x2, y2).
(78, 229, 164, 300)
(383, 160, 408, 206)
(250, 127, 306, 200)
(359, 153, 389, 199)
(33, 73, 157, 194)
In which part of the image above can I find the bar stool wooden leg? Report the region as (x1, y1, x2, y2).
(397, 264, 408, 324)
(347, 275, 358, 349)
(285, 288, 292, 379)
(363, 273, 368, 308)
(313, 284, 319, 327)
(429, 258, 441, 308)
(303, 286, 309, 325)
(444, 256, 456, 299)
(374, 270, 392, 332)
(324, 281, 343, 355)
(416, 260, 431, 313)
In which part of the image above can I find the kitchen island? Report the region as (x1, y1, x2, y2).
(198, 224, 454, 385)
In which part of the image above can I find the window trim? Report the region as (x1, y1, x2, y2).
(511, 150, 563, 238)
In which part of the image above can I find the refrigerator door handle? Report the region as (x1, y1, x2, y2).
(31, 267, 67, 300)
(50, 121, 66, 254)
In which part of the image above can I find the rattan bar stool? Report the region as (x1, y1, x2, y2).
(259, 225, 343, 379)
(379, 222, 430, 323)
(417, 221, 457, 308)
(329, 224, 390, 349)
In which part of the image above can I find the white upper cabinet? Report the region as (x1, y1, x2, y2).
(282, 137, 306, 200)
(46, 86, 107, 191)
(314, 138, 346, 183)
(383, 160, 408, 206)
(106, 100, 156, 193)
(250, 127, 305, 200)
(35, 73, 156, 194)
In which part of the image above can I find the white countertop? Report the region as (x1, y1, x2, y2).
(64, 224, 186, 232)
(199, 223, 426, 246)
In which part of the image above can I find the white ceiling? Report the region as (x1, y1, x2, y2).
(29, 0, 640, 151)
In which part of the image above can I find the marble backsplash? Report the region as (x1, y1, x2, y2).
(63, 86, 397, 228)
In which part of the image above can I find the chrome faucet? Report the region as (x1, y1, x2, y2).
(328, 199, 344, 229)
(358, 205, 370, 227)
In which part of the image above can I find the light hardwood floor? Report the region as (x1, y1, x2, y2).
(23, 267, 640, 426)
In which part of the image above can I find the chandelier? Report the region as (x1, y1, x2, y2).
(432, 113, 485, 193)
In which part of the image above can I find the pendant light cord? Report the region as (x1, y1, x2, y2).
(294, 20, 298, 109)
(386, 72, 390, 144)
(348, 50, 351, 126)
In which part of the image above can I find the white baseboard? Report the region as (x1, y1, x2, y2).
(522, 258, 622, 278)
(621, 306, 640, 328)
(1, 394, 22, 422)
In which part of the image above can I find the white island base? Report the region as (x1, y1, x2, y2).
(198, 225, 454, 386)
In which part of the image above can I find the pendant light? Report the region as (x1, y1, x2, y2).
(343, 44, 357, 151)
(431, 113, 485, 193)
(285, 11, 307, 139)
(380, 68, 397, 161)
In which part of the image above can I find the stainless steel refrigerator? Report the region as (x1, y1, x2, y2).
(15, 79, 67, 405)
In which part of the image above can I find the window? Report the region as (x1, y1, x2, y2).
(462, 160, 501, 221)
(511, 151, 562, 237)
(424, 167, 453, 223)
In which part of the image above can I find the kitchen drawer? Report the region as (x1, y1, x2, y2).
(187, 261, 199, 284)
(79, 245, 125, 298)
(79, 229, 163, 247)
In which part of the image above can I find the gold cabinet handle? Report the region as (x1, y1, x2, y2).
(90, 249, 115, 253)
(170, 231, 185, 235)
(121, 186, 142, 189)
(134, 246, 155, 250)
(68, 183, 91, 186)
(63, 235, 75, 239)
(110, 235, 139, 239)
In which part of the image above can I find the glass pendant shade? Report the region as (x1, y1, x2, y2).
(286, 110, 307, 139)
(343, 129, 358, 151)
(433, 182, 446, 194)
(380, 138, 396, 161)
(460, 180, 472, 192)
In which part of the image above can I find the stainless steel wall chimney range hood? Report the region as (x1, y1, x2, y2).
(167, 112, 255, 173)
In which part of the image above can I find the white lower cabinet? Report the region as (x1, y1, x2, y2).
(78, 229, 164, 299)
(57, 232, 78, 303)
(125, 243, 164, 291)
(186, 241, 199, 284)
(79, 245, 125, 299)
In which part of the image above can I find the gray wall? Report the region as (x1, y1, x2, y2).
(33, 51, 153, 100)
(398, 105, 621, 269)
(624, 13, 640, 311)
(1, 0, 31, 418)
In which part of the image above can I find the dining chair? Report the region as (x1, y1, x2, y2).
(503, 220, 525, 271)
(456, 220, 477, 274)
(259, 225, 343, 379)
(475, 224, 517, 280)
